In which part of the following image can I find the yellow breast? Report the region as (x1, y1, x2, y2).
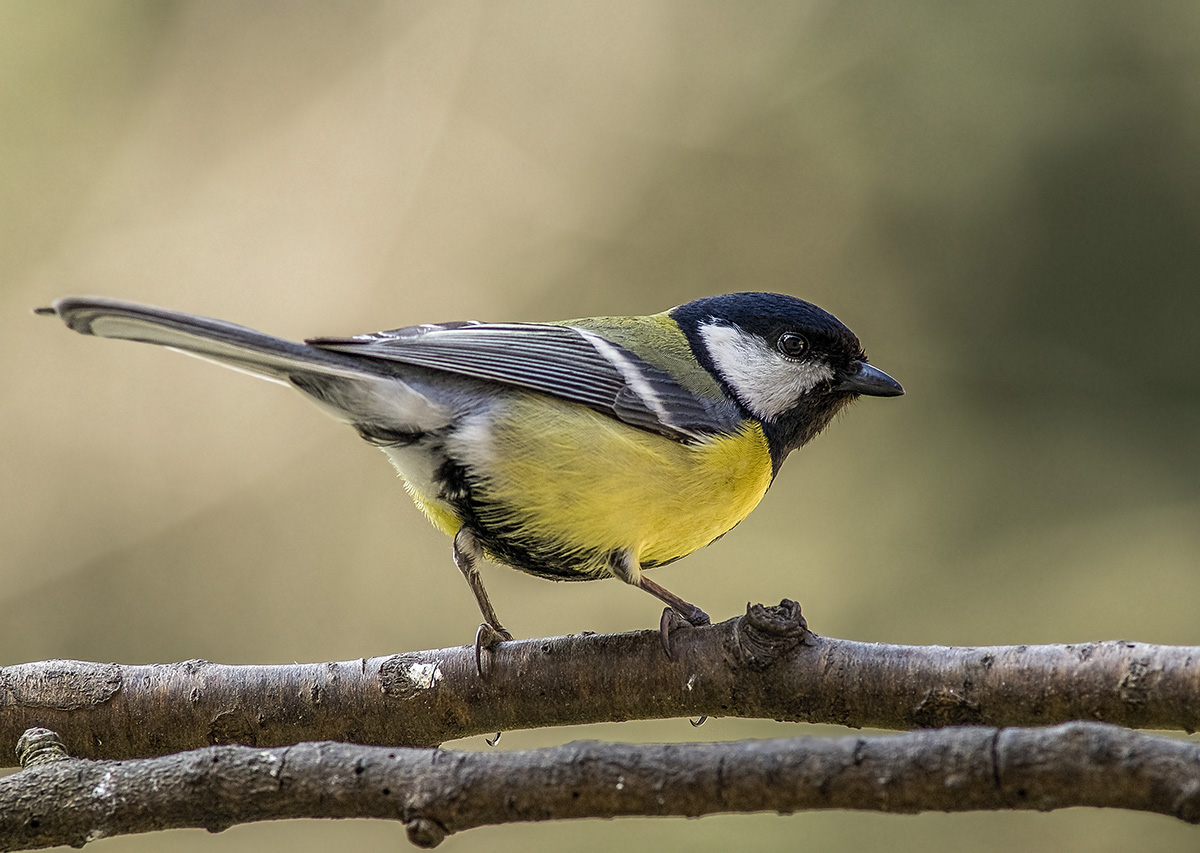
(436, 393, 774, 573)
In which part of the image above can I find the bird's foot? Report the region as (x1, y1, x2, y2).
(658, 605, 710, 659)
(474, 621, 512, 677)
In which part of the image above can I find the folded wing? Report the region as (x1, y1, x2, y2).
(310, 322, 742, 441)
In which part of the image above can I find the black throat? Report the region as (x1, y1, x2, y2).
(758, 391, 855, 474)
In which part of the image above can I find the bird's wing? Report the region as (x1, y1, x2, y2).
(309, 322, 742, 441)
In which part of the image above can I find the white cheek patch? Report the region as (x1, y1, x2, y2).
(699, 322, 834, 420)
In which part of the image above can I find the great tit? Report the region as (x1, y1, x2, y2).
(37, 293, 902, 648)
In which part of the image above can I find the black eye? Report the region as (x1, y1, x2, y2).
(776, 332, 808, 359)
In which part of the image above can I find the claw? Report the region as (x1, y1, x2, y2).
(658, 604, 711, 659)
(659, 607, 683, 659)
(474, 622, 511, 677)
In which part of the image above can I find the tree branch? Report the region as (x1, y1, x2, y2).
(1, 721, 1197, 850)
(2, 602, 1197, 764)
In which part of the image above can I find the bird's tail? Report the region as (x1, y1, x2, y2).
(36, 297, 379, 386)
(36, 297, 449, 440)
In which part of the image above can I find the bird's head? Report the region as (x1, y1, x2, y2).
(672, 292, 903, 462)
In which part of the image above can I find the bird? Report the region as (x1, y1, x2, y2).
(37, 292, 902, 658)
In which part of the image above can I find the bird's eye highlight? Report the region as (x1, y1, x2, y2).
(776, 332, 808, 359)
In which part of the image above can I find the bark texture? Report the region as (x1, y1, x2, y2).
(2, 603, 1197, 763)
(1, 722, 1197, 851)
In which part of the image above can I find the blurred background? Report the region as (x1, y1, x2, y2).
(3, 1, 1199, 850)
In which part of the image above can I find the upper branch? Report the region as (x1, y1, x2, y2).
(1, 601, 1197, 764)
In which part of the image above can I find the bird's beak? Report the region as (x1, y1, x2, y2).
(837, 362, 904, 397)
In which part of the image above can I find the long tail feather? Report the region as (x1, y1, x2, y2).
(37, 297, 376, 384)
(37, 297, 451, 435)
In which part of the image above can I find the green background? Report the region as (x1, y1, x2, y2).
(3, 2, 1198, 850)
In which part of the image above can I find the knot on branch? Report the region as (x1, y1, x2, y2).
(16, 727, 70, 767)
(732, 600, 808, 670)
(405, 816, 447, 848)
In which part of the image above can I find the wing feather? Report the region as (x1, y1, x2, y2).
(309, 322, 740, 440)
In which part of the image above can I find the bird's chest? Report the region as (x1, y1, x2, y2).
(383, 399, 774, 577)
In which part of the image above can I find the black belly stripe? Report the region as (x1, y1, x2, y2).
(432, 458, 608, 582)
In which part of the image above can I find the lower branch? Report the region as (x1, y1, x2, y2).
(0, 722, 1197, 850)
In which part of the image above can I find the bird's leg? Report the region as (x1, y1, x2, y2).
(453, 528, 512, 675)
(608, 550, 709, 658)
(453, 528, 512, 636)
(638, 575, 711, 627)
